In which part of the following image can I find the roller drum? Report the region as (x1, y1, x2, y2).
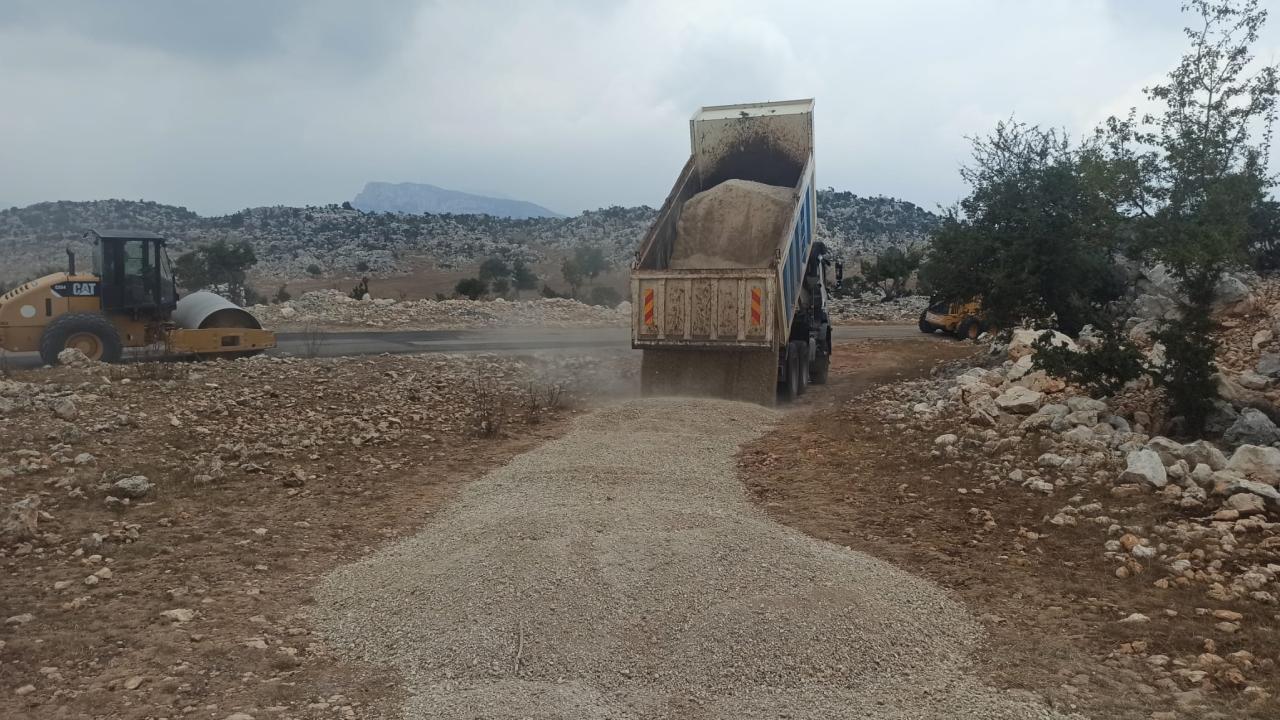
(172, 291, 263, 330)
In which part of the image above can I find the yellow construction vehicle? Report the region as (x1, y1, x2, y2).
(0, 229, 275, 364)
(919, 298, 987, 340)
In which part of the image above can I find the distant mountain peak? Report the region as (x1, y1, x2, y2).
(352, 181, 563, 219)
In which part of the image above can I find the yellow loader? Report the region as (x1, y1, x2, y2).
(919, 298, 988, 340)
(0, 229, 275, 365)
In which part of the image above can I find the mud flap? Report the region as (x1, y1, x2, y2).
(640, 348, 778, 407)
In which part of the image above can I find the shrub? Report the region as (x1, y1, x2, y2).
(305, 264, 322, 277)
(1032, 326, 1146, 397)
(272, 284, 291, 304)
(455, 277, 487, 300)
(587, 286, 622, 307)
(349, 276, 370, 300)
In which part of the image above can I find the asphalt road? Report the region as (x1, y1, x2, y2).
(3, 324, 925, 369)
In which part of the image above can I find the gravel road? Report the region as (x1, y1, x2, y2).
(316, 398, 1077, 719)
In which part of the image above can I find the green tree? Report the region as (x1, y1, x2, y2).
(918, 121, 1124, 334)
(273, 284, 291, 304)
(173, 239, 259, 305)
(572, 245, 609, 283)
(305, 263, 322, 276)
(861, 246, 923, 300)
(1033, 0, 1278, 433)
(561, 257, 585, 297)
(479, 257, 511, 283)
(512, 259, 539, 296)
(455, 277, 488, 300)
(491, 277, 511, 297)
(1105, 0, 1277, 431)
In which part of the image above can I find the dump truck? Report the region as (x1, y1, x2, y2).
(631, 99, 836, 405)
(0, 229, 275, 364)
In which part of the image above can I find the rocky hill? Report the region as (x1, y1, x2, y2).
(816, 190, 939, 256)
(0, 192, 940, 286)
(351, 182, 563, 219)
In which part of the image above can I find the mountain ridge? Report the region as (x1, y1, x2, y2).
(0, 192, 939, 286)
(352, 181, 563, 219)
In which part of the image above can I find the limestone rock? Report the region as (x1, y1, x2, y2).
(1120, 449, 1168, 488)
(111, 476, 153, 499)
(1225, 445, 1280, 485)
(1008, 328, 1076, 361)
(995, 386, 1043, 414)
(1224, 408, 1280, 448)
(1, 497, 39, 543)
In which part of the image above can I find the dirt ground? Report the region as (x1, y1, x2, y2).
(0, 352, 636, 720)
(741, 338, 1280, 720)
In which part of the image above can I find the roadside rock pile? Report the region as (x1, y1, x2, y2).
(250, 290, 629, 330)
(862, 333, 1280, 709)
(828, 292, 929, 324)
(876, 330, 1280, 585)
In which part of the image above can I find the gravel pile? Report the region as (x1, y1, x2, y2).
(250, 290, 629, 331)
(316, 398, 1074, 719)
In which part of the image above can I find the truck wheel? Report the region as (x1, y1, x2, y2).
(798, 349, 810, 394)
(780, 345, 802, 402)
(39, 313, 124, 365)
(810, 350, 830, 384)
(918, 311, 935, 334)
(957, 318, 981, 342)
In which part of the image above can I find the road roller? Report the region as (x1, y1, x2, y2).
(0, 229, 275, 364)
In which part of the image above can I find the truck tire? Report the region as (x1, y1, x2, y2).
(918, 311, 935, 334)
(957, 317, 981, 342)
(780, 345, 802, 402)
(39, 313, 124, 365)
(810, 350, 830, 384)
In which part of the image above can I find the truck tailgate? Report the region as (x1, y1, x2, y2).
(631, 271, 777, 348)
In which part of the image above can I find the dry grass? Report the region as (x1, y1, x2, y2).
(468, 375, 507, 438)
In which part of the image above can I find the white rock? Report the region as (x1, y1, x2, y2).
(1226, 493, 1266, 516)
(934, 434, 959, 447)
(1119, 613, 1150, 623)
(51, 397, 77, 420)
(1183, 440, 1229, 471)
(1037, 453, 1066, 468)
(1062, 426, 1095, 446)
(995, 386, 1044, 414)
(1225, 445, 1280, 485)
(159, 608, 195, 624)
(111, 476, 153, 499)
(1008, 328, 1076, 360)
(1119, 449, 1168, 488)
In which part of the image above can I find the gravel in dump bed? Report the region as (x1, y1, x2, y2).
(315, 398, 1079, 719)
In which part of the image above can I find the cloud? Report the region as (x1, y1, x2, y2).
(0, 0, 1274, 216)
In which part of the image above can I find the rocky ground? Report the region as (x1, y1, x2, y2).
(744, 336, 1280, 720)
(249, 291, 629, 331)
(0, 349, 636, 719)
(828, 292, 929, 324)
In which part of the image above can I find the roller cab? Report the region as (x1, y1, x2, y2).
(0, 229, 275, 364)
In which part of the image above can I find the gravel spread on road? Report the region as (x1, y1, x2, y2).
(315, 398, 1078, 719)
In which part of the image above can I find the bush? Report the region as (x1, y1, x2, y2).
(354, 260, 370, 273)
(587, 286, 622, 307)
(540, 283, 563, 299)
(305, 264, 322, 277)
(1032, 326, 1146, 397)
(272, 284, 291, 304)
(349, 276, 370, 300)
(455, 277, 487, 300)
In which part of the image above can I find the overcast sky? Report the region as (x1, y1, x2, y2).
(1, 0, 1277, 217)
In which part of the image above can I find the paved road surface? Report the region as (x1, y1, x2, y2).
(4, 324, 926, 369)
